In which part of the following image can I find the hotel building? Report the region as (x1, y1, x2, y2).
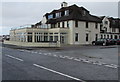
(9, 2, 120, 46)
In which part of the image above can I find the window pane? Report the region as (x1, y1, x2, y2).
(48, 14, 53, 19)
(75, 33, 78, 41)
(65, 10, 69, 16)
(86, 22, 88, 28)
(28, 36, 32, 42)
(86, 34, 89, 41)
(75, 20, 78, 27)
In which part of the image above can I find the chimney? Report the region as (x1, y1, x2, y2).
(61, 2, 68, 8)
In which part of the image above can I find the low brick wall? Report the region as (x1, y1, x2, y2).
(4, 40, 60, 47)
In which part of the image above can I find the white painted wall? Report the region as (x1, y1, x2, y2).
(68, 20, 100, 45)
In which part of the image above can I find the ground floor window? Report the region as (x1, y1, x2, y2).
(35, 35, 41, 42)
(54, 36, 58, 42)
(86, 33, 89, 42)
(95, 34, 98, 41)
(28, 36, 32, 42)
(104, 35, 106, 39)
(49, 36, 53, 42)
(44, 36, 48, 42)
(75, 33, 79, 42)
(107, 35, 109, 39)
(111, 35, 113, 39)
(115, 35, 118, 39)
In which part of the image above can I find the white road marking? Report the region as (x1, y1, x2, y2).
(53, 54, 58, 57)
(5, 55, 24, 61)
(43, 53, 48, 55)
(80, 59, 86, 61)
(39, 53, 42, 54)
(66, 56, 74, 60)
(33, 64, 85, 82)
(18, 49, 118, 69)
(110, 64, 118, 67)
(82, 60, 91, 63)
(74, 58, 81, 61)
(104, 65, 118, 68)
(59, 55, 65, 58)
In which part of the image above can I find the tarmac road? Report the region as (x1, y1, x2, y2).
(2, 44, 119, 81)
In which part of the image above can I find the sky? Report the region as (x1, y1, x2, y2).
(1, 0, 119, 35)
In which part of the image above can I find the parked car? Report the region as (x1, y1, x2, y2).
(106, 39, 117, 45)
(116, 39, 120, 45)
(92, 38, 113, 46)
(108, 39, 120, 45)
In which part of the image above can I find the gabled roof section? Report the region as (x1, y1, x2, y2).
(108, 17, 120, 28)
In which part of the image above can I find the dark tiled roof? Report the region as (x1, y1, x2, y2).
(45, 4, 102, 24)
(108, 17, 120, 28)
(99, 16, 106, 20)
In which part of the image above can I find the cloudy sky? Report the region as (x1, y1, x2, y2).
(1, 1, 119, 35)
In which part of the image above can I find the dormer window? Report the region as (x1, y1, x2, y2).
(65, 10, 69, 16)
(48, 14, 53, 19)
(105, 21, 108, 24)
(83, 10, 86, 16)
(56, 12, 61, 18)
(56, 13, 59, 18)
(112, 20, 115, 24)
(61, 11, 65, 16)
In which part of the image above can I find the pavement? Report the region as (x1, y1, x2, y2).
(2, 44, 119, 81)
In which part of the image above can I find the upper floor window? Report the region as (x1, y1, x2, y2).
(105, 21, 108, 24)
(83, 10, 87, 16)
(61, 11, 65, 16)
(112, 28, 116, 32)
(48, 14, 53, 19)
(95, 34, 98, 41)
(101, 35, 103, 39)
(75, 33, 79, 42)
(67, 21, 69, 27)
(107, 35, 109, 39)
(51, 24, 55, 28)
(56, 12, 61, 18)
(86, 22, 88, 28)
(104, 35, 106, 38)
(75, 20, 78, 27)
(95, 23, 98, 29)
(105, 27, 107, 32)
(65, 10, 69, 16)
